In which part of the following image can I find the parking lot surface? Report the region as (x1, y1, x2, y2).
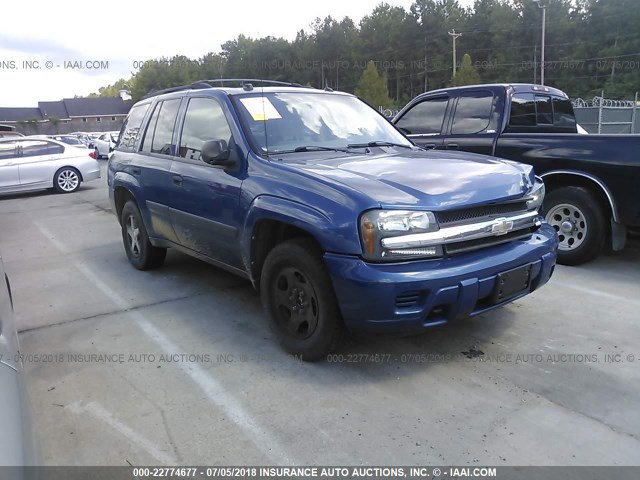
(1, 162, 639, 466)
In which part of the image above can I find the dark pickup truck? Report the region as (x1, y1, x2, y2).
(393, 84, 640, 265)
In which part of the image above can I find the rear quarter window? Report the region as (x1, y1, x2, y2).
(118, 103, 151, 151)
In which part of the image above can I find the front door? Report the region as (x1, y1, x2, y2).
(168, 96, 244, 269)
(0, 141, 19, 191)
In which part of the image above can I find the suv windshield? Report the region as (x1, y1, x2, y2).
(234, 92, 412, 154)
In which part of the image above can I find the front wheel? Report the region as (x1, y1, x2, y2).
(542, 186, 606, 266)
(121, 201, 166, 270)
(54, 167, 81, 193)
(260, 239, 345, 361)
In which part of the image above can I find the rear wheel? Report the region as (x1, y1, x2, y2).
(121, 201, 166, 270)
(260, 239, 345, 361)
(542, 186, 606, 265)
(53, 167, 81, 193)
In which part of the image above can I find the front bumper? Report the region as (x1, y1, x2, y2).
(324, 223, 558, 333)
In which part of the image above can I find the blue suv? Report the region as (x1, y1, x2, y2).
(108, 79, 558, 361)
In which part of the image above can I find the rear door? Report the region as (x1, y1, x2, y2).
(168, 96, 244, 269)
(442, 89, 501, 156)
(394, 95, 450, 149)
(15, 139, 62, 187)
(135, 98, 182, 243)
(0, 141, 20, 190)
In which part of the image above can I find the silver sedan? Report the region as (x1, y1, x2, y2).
(0, 137, 101, 195)
(0, 255, 37, 466)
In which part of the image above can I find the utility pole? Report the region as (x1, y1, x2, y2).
(534, 0, 547, 85)
(448, 29, 462, 79)
(423, 31, 428, 92)
(533, 44, 537, 84)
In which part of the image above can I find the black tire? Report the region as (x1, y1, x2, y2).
(53, 167, 82, 193)
(260, 238, 345, 361)
(542, 186, 606, 266)
(120, 201, 166, 270)
(94, 147, 100, 159)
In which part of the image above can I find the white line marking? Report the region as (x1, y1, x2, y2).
(33, 220, 294, 464)
(68, 400, 177, 464)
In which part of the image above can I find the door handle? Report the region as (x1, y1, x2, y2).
(172, 175, 183, 186)
(446, 143, 459, 149)
(423, 143, 437, 149)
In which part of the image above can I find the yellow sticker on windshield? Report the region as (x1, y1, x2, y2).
(240, 97, 282, 121)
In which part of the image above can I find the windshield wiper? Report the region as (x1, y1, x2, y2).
(347, 141, 413, 149)
(293, 145, 351, 153)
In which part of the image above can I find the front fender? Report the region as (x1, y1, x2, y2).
(240, 195, 362, 268)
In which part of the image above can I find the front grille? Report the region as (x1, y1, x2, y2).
(395, 291, 421, 308)
(436, 201, 528, 226)
(444, 229, 534, 255)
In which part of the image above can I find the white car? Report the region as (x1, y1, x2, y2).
(93, 131, 120, 159)
(0, 137, 101, 194)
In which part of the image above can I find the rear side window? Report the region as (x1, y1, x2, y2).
(118, 103, 151, 151)
(179, 97, 232, 162)
(451, 91, 494, 134)
(142, 99, 181, 155)
(553, 97, 577, 129)
(395, 97, 448, 135)
(509, 93, 576, 132)
(509, 94, 536, 126)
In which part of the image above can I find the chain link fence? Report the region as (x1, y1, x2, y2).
(572, 93, 639, 134)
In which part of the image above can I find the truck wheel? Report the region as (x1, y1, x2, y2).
(260, 238, 345, 361)
(121, 201, 167, 270)
(542, 186, 606, 266)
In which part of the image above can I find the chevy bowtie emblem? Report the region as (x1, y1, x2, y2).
(491, 217, 514, 236)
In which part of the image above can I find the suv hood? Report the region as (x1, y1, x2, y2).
(287, 149, 535, 209)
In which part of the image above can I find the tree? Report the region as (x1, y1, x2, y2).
(453, 53, 481, 85)
(355, 61, 392, 106)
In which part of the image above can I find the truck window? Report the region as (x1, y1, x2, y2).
(179, 97, 232, 162)
(118, 103, 151, 151)
(451, 91, 494, 134)
(395, 97, 448, 135)
(535, 95, 553, 125)
(141, 99, 181, 156)
(509, 93, 536, 127)
(553, 97, 577, 129)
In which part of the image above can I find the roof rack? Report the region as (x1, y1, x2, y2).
(141, 78, 306, 99)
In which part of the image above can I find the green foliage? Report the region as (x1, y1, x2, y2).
(83, 0, 640, 104)
(355, 61, 392, 106)
(48, 116, 60, 126)
(453, 53, 481, 86)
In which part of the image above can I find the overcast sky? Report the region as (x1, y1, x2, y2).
(0, 0, 475, 107)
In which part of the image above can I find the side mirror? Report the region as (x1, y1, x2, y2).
(201, 139, 233, 166)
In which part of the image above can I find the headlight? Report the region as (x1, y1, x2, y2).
(525, 179, 545, 211)
(360, 210, 441, 261)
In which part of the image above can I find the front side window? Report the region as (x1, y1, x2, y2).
(235, 92, 412, 154)
(179, 97, 232, 161)
(118, 103, 151, 151)
(0, 141, 17, 160)
(451, 91, 494, 134)
(395, 97, 448, 135)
